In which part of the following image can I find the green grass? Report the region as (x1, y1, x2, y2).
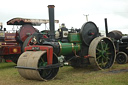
(0, 62, 128, 85)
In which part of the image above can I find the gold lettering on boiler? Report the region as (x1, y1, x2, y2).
(6, 36, 15, 38)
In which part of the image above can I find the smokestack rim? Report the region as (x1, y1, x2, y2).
(48, 5, 55, 8)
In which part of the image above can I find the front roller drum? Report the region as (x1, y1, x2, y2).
(17, 51, 59, 81)
(89, 37, 116, 70)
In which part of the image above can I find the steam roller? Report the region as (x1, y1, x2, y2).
(16, 5, 116, 81)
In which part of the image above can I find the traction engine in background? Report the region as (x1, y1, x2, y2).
(0, 18, 45, 63)
(0, 18, 59, 64)
(108, 30, 128, 64)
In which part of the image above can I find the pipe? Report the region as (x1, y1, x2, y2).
(48, 5, 55, 39)
(104, 18, 108, 37)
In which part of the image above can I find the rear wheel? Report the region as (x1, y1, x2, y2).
(116, 52, 128, 64)
(89, 37, 116, 70)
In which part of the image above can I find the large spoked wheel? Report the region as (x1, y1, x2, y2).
(89, 37, 116, 70)
(116, 52, 128, 64)
(17, 51, 59, 81)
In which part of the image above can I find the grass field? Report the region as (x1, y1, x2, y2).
(0, 62, 128, 85)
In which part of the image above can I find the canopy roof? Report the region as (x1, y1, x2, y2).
(0, 22, 2, 26)
(7, 17, 59, 26)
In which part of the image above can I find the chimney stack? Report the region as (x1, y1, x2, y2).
(48, 5, 55, 39)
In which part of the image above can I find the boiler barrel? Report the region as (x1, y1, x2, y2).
(108, 30, 122, 40)
(58, 42, 81, 55)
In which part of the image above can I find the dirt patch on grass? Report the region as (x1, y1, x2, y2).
(106, 69, 128, 73)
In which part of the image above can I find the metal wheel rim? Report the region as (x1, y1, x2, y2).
(116, 52, 128, 64)
(89, 37, 116, 70)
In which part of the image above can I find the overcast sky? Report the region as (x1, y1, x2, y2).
(0, 0, 128, 34)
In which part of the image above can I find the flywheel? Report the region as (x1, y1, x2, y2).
(89, 37, 116, 70)
(17, 24, 38, 42)
(80, 22, 99, 46)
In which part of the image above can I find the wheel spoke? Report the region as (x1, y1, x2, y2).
(101, 57, 104, 67)
(96, 55, 102, 62)
(99, 57, 107, 68)
(97, 40, 113, 68)
(42, 70, 48, 77)
(40, 57, 45, 62)
(100, 41, 104, 50)
(106, 52, 111, 55)
(96, 48, 102, 52)
(97, 55, 102, 60)
(105, 43, 109, 51)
